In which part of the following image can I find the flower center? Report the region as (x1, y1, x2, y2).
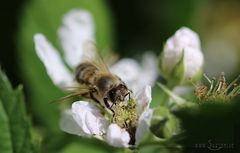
(112, 97, 139, 145)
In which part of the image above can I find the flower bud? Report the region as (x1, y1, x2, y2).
(150, 107, 179, 138)
(160, 27, 204, 86)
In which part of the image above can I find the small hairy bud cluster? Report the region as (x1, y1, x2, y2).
(193, 72, 240, 102)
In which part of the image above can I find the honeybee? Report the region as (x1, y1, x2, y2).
(64, 42, 132, 114)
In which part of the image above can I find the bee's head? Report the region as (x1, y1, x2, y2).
(108, 84, 130, 103)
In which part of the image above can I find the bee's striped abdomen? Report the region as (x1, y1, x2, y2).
(75, 62, 99, 85)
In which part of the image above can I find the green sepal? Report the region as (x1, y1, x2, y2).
(150, 107, 168, 138)
(168, 51, 185, 88)
(137, 129, 162, 147)
(158, 43, 168, 78)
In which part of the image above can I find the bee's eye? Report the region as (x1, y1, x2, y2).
(109, 90, 115, 101)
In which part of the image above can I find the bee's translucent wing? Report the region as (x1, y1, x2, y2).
(82, 41, 110, 73)
(53, 86, 91, 103)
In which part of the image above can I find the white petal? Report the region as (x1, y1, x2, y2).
(71, 101, 107, 136)
(135, 85, 152, 114)
(135, 108, 153, 145)
(58, 9, 95, 68)
(169, 27, 201, 50)
(162, 47, 183, 72)
(60, 110, 87, 136)
(85, 111, 108, 135)
(141, 52, 158, 87)
(110, 54, 158, 92)
(110, 58, 142, 91)
(106, 124, 130, 148)
(184, 47, 204, 78)
(34, 33, 74, 88)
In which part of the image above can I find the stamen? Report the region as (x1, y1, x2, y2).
(203, 73, 211, 84)
(212, 75, 221, 93)
(193, 73, 240, 102)
(207, 79, 214, 96)
(226, 75, 240, 91)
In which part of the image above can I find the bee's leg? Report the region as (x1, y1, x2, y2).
(89, 90, 100, 104)
(124, 92, 131, 101)
(104, 97, 115, 116)
(85, 88, 103, 110)
(124, 121, 129, 128)
(81, 87, 97, 99)
(110, 103, 115, 109)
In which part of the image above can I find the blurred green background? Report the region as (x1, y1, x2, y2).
(1, 0, 240, 152)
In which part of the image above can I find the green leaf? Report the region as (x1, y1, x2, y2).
(0, 70, 39, 153)
(0, 100, 12, 153)
(60, 142, 107, 153)
(17, 0, 113, 134)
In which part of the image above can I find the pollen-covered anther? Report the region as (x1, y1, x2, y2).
(112, 98, 139, 129)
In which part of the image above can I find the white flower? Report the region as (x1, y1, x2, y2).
(60, 86, 153, 148)
(34, 9, 158, 91)
(110, 52, 158, 92)
(161, 27, 204, 78)
(34, 9, 154, 147)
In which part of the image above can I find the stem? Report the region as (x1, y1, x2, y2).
(159, 91, 170, 106)
(159, 83, 175, 107)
